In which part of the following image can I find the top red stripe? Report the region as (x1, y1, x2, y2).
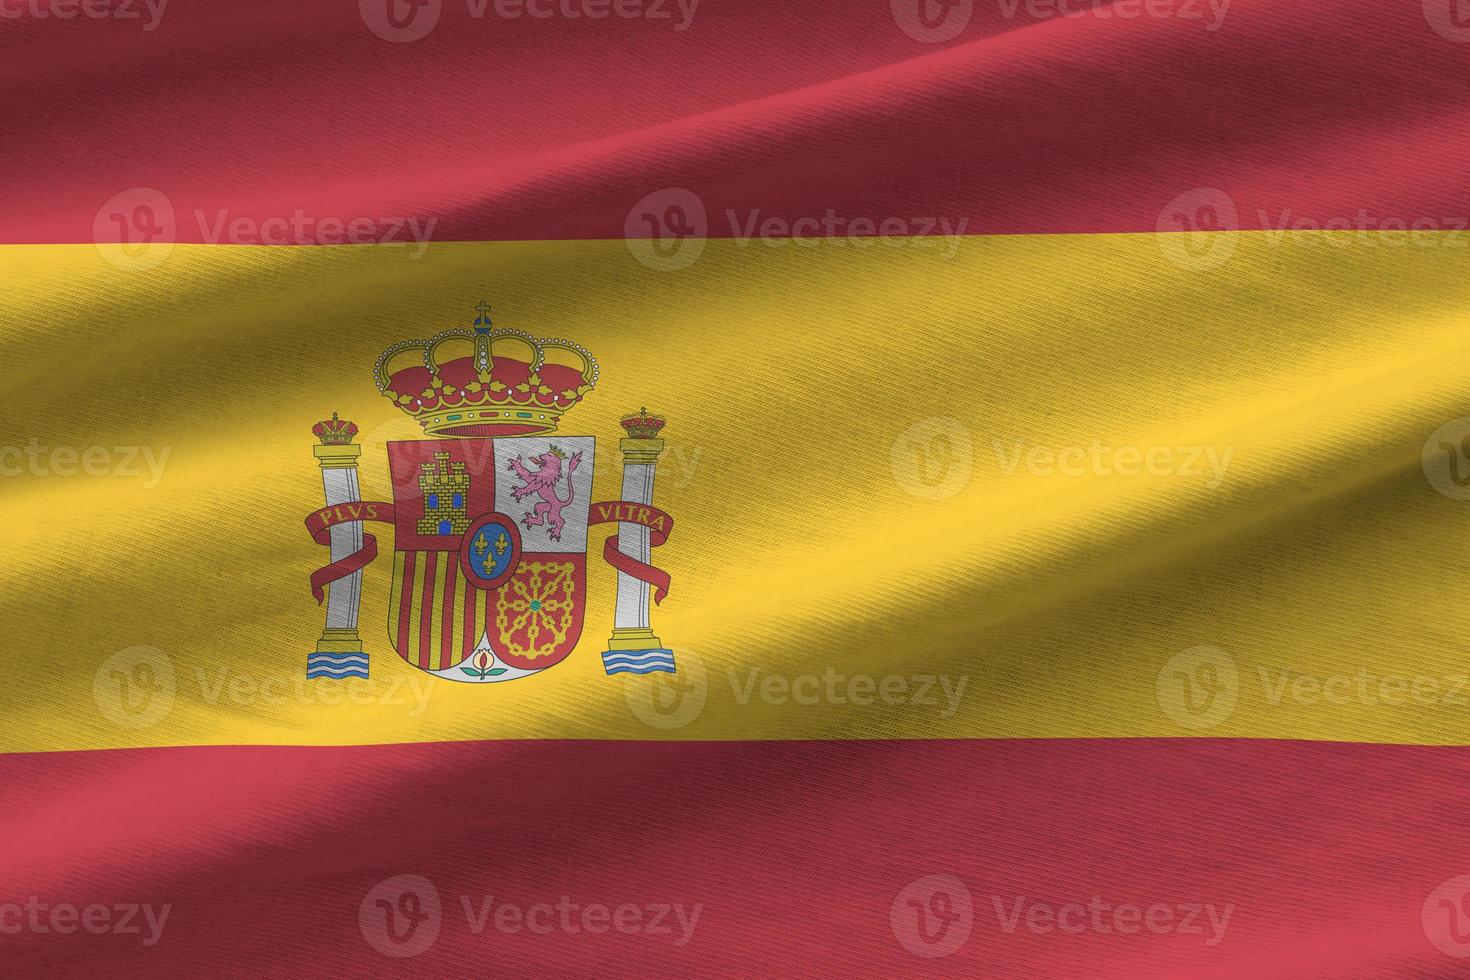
(4, 0, 1470, 245)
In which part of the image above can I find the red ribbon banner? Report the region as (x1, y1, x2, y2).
(589, 501, 675, 605)
(304, 502, 395, 604)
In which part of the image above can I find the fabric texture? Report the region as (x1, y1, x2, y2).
(3, 0, 1470, 976)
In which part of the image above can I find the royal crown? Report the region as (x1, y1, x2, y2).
(374, 302, 599, 438)
(620, 408, 666, 440)
(313, 413, 359, 445)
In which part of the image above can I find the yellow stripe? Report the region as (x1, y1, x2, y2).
(450, 558, 468, 670)
(388, 549, 406, 657)
(405, 552, 426, 668)
(428, 553, 447, 671)
(3, 235, 1470, 751)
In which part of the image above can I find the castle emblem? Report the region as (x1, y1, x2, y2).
(303, 301, 678, 682)
(416, 453, 470, 536)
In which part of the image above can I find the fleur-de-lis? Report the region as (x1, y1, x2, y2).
(495, 532, 509, 556)
(474, 531, 489, 557)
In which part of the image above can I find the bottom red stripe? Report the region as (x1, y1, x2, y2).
(2, 738, 1469, 977)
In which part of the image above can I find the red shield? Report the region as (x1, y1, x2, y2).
(385, 436, 594, 678)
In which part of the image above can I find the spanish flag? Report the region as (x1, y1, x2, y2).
(5, 0, 1470, 975)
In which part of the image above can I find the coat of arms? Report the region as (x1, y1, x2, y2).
(302, 302, 677, 683)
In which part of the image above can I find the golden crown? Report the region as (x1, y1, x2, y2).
(373, 302, 599, 438)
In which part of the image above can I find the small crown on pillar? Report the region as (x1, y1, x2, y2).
(620, 408, 666, 440)
(313, 413, 359, 445)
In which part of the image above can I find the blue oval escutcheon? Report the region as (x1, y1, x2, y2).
(459, 513, 522, 591)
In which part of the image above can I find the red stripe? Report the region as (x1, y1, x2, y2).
(462, 576, 477, 665)
(418, 554, 438, 671)
(7, 0, 1470, 243)
(2, 738, 1469, 977)
(440, 559, 457, 672)
(396, 551, 416, 662)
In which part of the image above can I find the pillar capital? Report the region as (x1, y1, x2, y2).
(619, 437, 666, 466)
